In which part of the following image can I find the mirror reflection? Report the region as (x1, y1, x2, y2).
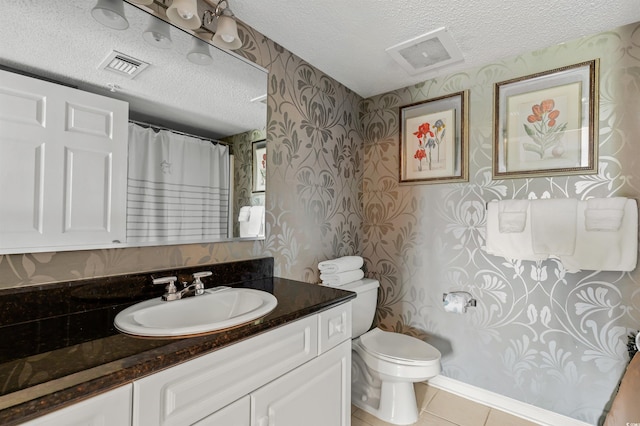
(0, 0, 268, 253)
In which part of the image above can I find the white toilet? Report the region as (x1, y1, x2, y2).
(342, 278, 441, 425)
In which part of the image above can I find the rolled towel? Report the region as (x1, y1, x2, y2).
(498, 199, 529, 233)
(318, 256, 364, 274)
(321, 269, 365, 287)
(585, 197, 627, 231)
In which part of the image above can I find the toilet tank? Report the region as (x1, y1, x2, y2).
(340, 279, 380, 338)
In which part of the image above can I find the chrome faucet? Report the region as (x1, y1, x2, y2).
(152, 271, 212, 301)
(191, 271, 212, 295)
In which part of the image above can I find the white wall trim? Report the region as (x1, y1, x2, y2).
(427, 375, 592, 426)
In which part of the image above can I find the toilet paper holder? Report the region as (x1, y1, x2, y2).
(442, 291, 477, 308)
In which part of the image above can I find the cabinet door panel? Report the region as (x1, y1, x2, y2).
(252, 340, 351, 426)
(63, 146, 113, 233)
(194, 396, 250, 426)
(133, 316, 318, 426)
(0, 73, 50, 249)
(0, 138, 45, 239)
(58, 87, 127, 246)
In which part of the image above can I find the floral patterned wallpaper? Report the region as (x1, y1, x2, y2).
(361, 23, 640, 423)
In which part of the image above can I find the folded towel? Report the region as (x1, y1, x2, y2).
(321, 269, 365, 286)
(585, 209, 625, 231)
(318, 256, 364, 274)
(586, 197, 627, 210)
(483, 200, 547, 262)
(560, 199, 638, 272)
(530, 198, 577, 256)
(238, 206, 251, 222)
(499, 212, 527, 233)
(585, 197, 627, 231)
(498, 200, 529, 233)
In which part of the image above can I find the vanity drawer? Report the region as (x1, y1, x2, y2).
(21, 385, 132, 426)
(133, 315, 318, 426)
(318, 302, 352, 354)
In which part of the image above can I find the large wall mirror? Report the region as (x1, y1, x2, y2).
(0, 0, 268, 253)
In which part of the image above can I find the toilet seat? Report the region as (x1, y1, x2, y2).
(359, 328, 440, 365)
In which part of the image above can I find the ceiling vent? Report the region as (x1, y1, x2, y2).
(386, 27, 463, 75)
(99, 51, 149, 79)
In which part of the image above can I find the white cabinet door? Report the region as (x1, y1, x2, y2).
(194, 396, 250, 426)
(133, 315, 317, 426)
(0, 69, 128, 253)
(20, 384, 132, 426)
(251, 340, 351, 426)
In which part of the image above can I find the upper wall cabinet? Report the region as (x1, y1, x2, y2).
(0, 69, 128, 254)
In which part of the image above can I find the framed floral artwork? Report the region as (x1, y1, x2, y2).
(252, 140, 266, 192)
(399, 91, 469, 184)
(493, 59, 599, 179)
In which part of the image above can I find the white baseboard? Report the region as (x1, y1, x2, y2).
(427, 375, 592, 426)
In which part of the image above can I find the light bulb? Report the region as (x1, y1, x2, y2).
(221, 34, 235, 43)
(177, 9, 194, 20)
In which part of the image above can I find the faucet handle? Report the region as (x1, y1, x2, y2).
(193, 271, 212, 280)
(192, 271, 212, 296)
(152, 276, 178, 287)
(152, 276, 179, 300)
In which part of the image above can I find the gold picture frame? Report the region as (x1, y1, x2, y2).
(493, 59, 599, 179)
(399, 91, 469, 184)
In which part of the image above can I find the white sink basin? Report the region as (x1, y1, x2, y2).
(114, 287, 277, 337)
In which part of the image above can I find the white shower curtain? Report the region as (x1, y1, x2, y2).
(127, 123, 230, 242)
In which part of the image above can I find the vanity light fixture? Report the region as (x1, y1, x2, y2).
(167, 0, 201, 30)
(187, 38, 213, 65)
(143, 16, 172, 48)
(91, 0, 129, 30)
(204, 0, 241, 50)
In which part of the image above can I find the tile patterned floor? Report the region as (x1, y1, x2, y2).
(351, 383, 540, 426)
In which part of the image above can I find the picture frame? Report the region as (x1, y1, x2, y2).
(399, 91, 469, 184)
(493, 59, 599, 179)
(252, 140, 266, 193)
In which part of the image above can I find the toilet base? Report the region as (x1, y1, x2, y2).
(352, 348, 422, 425)
(353, 381, 419, 425)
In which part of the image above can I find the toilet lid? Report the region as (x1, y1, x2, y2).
(360, 328, 440, 364)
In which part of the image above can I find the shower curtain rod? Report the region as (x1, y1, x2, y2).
(128, 119, 229, 146)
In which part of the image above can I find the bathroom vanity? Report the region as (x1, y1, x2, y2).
(0, 258, 355, 425)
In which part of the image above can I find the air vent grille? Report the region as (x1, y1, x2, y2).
(99, 51, 150, 79)
(386, 28, 463, 75)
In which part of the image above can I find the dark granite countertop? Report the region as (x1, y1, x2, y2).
(0, 259, 355, 425)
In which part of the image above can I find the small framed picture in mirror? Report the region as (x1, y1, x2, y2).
(252, 140, 266, 192)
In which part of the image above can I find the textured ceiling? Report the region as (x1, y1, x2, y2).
(231, 0, 640, 97)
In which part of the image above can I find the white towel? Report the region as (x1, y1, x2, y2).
(561, 199, 638, 272)
(238, 206, 251, 222)
(585, 197, 627, 231)
(484, 200, 547, 261)
(498, 199, 529, 233)
(530, 198, 577, 256)
(318, 256, 364, 274)
(321, 269, 365, 286)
